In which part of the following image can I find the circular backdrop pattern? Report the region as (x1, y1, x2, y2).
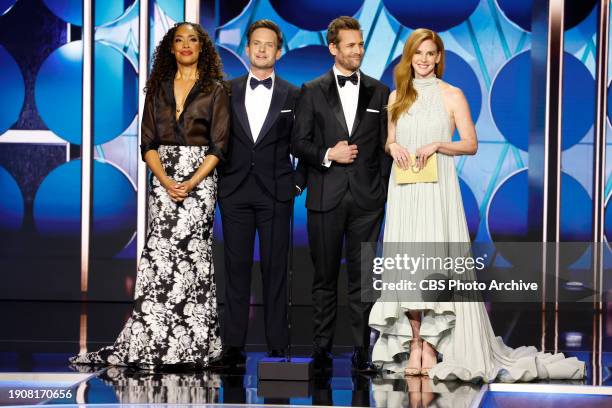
(293, 191, 308, 247)
(459, 177, 480, 241)
(34, 159, 137, 258)
(269, 0, 364, 32)
(218, 0, 250, 26)
(383, 0, 479, 32)
(0, 165, 24, 232)
(276, 45, 332, 87)
(487, 170, 528, 242)
(496, 0, 596, 32)
(491, 51, 594, 151)
(488, 169, 592, 266)
(0, 46, 25, 135)
(42, 0, 131, 26)
(495, 0, 531, 31)
(381, 50, 482, 125)
(217, 46, 248, 80)
(564, 0, 597, 30)
(488, 169, 592, 242)
(35, 41, 138, 145)
(606, 192, 612, 242)
(606, 81, 612, 127)
(0, 0, 17, 15)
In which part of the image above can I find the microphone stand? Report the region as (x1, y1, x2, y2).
(286, 158, 295, 362)
(257, 155, 312, 383)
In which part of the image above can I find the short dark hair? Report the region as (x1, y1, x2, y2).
(246, 19, 283, 50)
(327, 16, 361, 45)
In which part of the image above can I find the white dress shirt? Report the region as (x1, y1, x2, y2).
(323, 65, 360, 166)
(245, 71, 275, 143)
(333, 64, 360, 134)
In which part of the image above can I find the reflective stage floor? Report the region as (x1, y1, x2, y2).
(0, 301, 611, 407)
(0, 351, 610, 407)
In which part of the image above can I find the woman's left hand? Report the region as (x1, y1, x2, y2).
(415, 143, 439, 170)
(174, 178, 198, 201)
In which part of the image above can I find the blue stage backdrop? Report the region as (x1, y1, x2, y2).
(0, 0, 605, 302)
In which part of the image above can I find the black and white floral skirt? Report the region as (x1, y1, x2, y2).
(70, 145, 222, 367)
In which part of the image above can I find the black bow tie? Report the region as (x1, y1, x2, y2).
(250, 76, 273, 90)
(337, 72, 358, 87)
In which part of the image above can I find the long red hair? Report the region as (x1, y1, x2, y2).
(388, 28, 445, 123)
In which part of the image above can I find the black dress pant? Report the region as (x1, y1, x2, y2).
(308, 188, 384, 351)
(219, 174, 291, 349)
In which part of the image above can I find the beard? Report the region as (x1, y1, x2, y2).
(338, 54, 362, 72)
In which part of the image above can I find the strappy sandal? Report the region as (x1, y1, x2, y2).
(404, 338, 423, 376)
(420, 341, 437, 376)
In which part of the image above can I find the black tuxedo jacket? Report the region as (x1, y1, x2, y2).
(219, 74, 306, 202)
(292, 70, 391, 212)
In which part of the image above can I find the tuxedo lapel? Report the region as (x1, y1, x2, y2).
(351, 73, 374, 136)
(232, 76, 254, 143)
(320, 70, 349, 137)
(254, 77, 289, 146)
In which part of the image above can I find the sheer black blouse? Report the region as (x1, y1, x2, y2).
(140, 79, 230, 161)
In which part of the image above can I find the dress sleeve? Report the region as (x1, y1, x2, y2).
(207, 83, 230, 161)
(139, 93, 159, 161)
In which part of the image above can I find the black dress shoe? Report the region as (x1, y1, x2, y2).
(208, 346, 246, 368)
(267, 349, 287, 358)
(311, 346, 332, 369)
(351, 346, 378, 373)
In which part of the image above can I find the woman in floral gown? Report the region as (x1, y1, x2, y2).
(70, 22, 229, 369)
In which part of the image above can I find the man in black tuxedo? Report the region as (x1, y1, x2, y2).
(292, 16, 391, 372)
(213, 19, 306, 368)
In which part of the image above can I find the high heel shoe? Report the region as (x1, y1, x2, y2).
(420, 340, 437, 376)
(404, 338, 423, 376)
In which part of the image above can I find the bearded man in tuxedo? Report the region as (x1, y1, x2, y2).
(292, 16, 391, 372)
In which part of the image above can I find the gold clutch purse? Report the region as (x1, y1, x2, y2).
(394, 153, 438, 184)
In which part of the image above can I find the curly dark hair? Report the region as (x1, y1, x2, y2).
(145, 22, 225, 96)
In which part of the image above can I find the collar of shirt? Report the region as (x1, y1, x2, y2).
(247, 70, 275, 91)
(333, 64, 360, 89)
